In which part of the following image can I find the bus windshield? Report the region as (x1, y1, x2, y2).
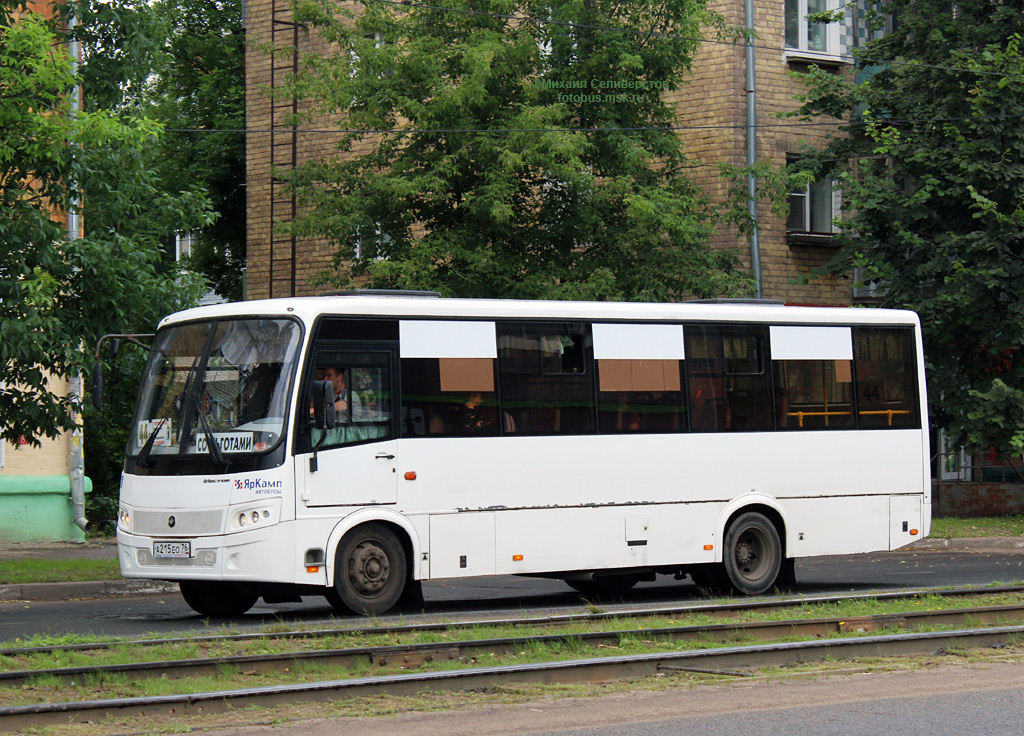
(129, 318, 302, 459)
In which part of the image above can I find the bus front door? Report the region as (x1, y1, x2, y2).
(297, 349, 399, 508)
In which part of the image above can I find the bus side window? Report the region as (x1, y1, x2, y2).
(400, 357, 499, 437)
(685, 325, 773, 433)
(309, 353, 393, 448)
(853, 328, 919, 429)
(496, 322, 595, 436)
(773, 359, 854, 430)
(596, 360, 686, 434)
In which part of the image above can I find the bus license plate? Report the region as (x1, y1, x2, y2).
(153, 541, 191, 559)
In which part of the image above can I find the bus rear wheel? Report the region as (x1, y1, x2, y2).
(328, 523, 407, 615)
(723, 512, 782, 595)
(179, 581, 258, 618)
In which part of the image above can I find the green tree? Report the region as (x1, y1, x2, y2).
(784, 3, 1024, 455)
(285, 0, 751, 301)
(70, 0, 246, 301)
(0, 5, 207, 448)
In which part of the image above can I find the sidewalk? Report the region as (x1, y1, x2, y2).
(1, 536, 1023, 603)
(0, 539, 178, 602)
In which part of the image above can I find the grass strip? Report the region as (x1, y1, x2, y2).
(0, 559, 122, 585)
(930, 515, 1024, 539)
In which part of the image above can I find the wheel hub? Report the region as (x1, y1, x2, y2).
(349, 541, 390, 594)
(736, 541, 754, 566)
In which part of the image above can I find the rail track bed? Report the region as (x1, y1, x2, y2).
(3, 584, 1024, 732)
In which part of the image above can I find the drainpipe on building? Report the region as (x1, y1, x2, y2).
(745, 0, 762, 299)
(67, 11, 88, 532)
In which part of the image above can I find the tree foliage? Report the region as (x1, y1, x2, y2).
(285, 0, 751, 301)
(0, 4, 208, 446)
(70, 0, 247, 301)
(786, 2, 1024, 454)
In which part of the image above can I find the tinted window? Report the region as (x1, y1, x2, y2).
(774, 359, 854, 430)
(401, 358, 501, 437)
(685, 325, 774, 432)
(497, 322, 595, 435)
(853, 328, 919, 429)
(596, 359, 686, 433)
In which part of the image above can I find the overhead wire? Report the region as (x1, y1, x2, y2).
(162, 116, 1004, 137)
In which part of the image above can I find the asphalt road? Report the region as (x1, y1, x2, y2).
(2, 548, 1024, 641)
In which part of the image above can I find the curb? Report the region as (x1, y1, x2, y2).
(0, 580, 179, 603)
(908, 536, 1024, 552)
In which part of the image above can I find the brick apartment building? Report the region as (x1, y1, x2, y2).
(244, 0, 876, 304)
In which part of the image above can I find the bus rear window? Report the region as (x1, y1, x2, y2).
(854, 328, 919, 429)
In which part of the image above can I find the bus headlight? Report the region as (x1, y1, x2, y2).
(228, 502, 280, 533)
(118, 506, 131, 532)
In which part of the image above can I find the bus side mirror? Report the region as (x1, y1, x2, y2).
(312, 380, 336, 430)
(91, 363, 104, 410)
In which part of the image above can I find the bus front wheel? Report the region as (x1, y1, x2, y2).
(327, 523, 407, 615)
(723, 512, 782, 595)
(179, 581, 258, 618)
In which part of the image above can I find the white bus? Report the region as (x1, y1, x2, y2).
(116, 292, 930, 616)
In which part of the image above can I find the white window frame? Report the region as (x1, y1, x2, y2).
(853, 265, 887, 299)
(787, 167, 839, 237)
(175, 232, 196, 261)
(784, 0, 843, 63)
(352, 223, 391, 261)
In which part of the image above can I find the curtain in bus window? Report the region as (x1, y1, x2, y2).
(496, 322, 595, 435)
(592, 323, 686, 434)
(853, 328, 919, 429)
(684, 325, 773, 432)
(769, 325, 854, 430)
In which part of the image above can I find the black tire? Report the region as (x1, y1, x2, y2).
(722, 512, 782, 595)
(179, 580, 258, 617)
(566, 573, 640, 598)
(330, 523, 407, 615)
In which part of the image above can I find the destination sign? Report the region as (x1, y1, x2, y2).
(194, 432, 254, 454)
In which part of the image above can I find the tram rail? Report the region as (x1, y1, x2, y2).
(1, 624, 1022, 731)
(2, 602, 1024, 688)
(2, 586, 1024, 731)
(4, 583, 1022, 658)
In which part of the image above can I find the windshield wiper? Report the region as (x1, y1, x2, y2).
(189, 387, 230, 470)
(136, 355, 199, 468)
(175, 346, 231, 470)
(136, 413, 171, 469)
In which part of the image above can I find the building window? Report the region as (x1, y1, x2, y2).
(175, 232, 196, 261)
(787, 156, 837, 241)
(785, 0, 842, 59)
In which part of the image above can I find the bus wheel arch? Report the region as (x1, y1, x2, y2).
(325, 516, 417, 615)
(720, 505, 785, 595)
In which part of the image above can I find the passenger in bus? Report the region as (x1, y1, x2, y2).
(456, 392, 495, 435)
(323, 366, 361, 423)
